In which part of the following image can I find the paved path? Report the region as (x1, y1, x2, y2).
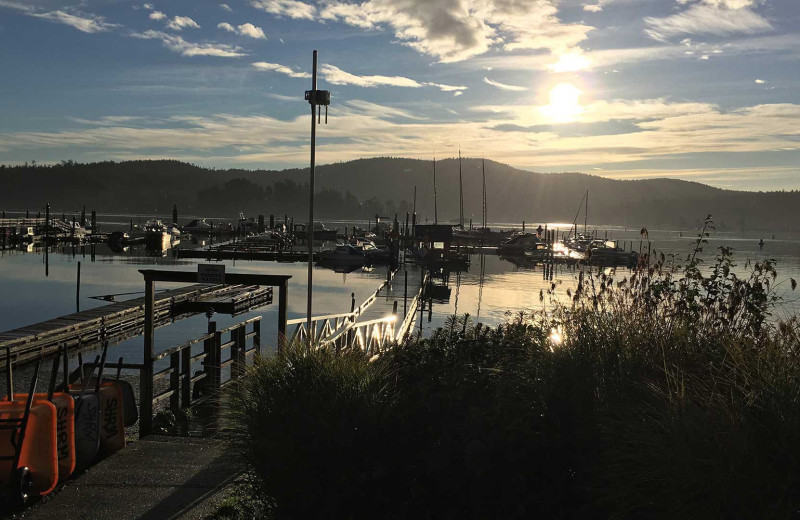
(22, 436, 242, 520)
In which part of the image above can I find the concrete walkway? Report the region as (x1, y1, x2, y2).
(22, 436, 242, 520)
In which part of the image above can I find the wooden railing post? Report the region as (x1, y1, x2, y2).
(169, 351, 180, 413)
(232, 325, 244, 380)
(213, 329, 222, 389)
(181, 345, 191, 408)
(140, 276, 155, 438)
(253, 319, 261, 356)
(204, 321, 217, 389)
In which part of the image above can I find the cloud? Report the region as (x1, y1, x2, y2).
(644, 4, 772, 41)
(317, 0, 593, 63)
(219, 21, 266, 38)
(248, 0, 591, 63)
(132, 30, 246, 57)
(252, 61, 311, 78)
(0, 2, 119, 34)
(236, 22, 266, 39)
(30, 10, 119, 33)
(319, 64, 422, 88)
(149, 11, 166, 20)
(220, 3, 233, 11)
(250, 0, 316, 20)
(483, 77, 527, 91)
(166, 15, 200, 31)
(5, 100, 800, 185)
(755, 78, 766, 84)
(426, 82, 468, 93)
(143, 3, 153, 10)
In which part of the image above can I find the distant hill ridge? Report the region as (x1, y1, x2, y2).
(1, 158, 797, 231)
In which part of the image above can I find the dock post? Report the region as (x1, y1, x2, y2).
(181, 346, 191, 408)
(278, 280, 288, 350)
(213, 328, 222, 389)
(404, 270, 408, 317)
(522, 220, 525, 233)
(203, 321, 217, 390)
(253, 319, 261, 356)
(170, 351, 180, 414)
(76, 262, 81, 312)
(140, 276, 155, 438)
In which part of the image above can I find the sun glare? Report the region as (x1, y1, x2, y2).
(548, 52, 592, 73)
(541, 83, 583, 123)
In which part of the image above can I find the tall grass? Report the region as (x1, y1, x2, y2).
(228, 218, 800, 519)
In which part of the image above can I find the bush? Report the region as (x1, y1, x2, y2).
(228, 219, 800, 519)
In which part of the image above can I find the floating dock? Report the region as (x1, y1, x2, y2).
(0, 283, 272, 367)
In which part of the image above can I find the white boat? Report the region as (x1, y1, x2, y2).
(144, 219, 171, 250)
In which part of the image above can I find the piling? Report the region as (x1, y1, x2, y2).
(76, 262, 81, 312)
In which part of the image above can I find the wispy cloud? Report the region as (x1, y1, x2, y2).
(0, 2, 119, 33)
(644, 4, 772, 41)
(483, 77, 527, 92)
(426, 82, 468, 94)
(250, 0, 316, 20)
(132, 30, 245, 57)
(252, 61, 310, 78)
(220, 3, 233, 12)
(5, 100, 799, 182)
(219, 22, 266, 39)
(319, 64, 422, 88)
(166, 15, 200, 31)
(149, 11, 166, 21)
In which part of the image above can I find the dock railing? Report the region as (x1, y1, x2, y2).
(287, 269, 395, 345)
(79, 316, 262, 438)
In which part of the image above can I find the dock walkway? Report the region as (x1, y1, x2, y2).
(20, 435, 242, 520)
(0, 283, 272, 366)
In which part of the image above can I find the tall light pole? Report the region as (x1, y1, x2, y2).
(304, 50, 330, 343)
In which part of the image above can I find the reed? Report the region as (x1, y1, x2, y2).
(226, 217, 800, 519)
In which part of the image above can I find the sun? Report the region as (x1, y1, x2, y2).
(541, 83, 583, 123)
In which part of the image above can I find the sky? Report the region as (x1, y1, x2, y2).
(0, 0, 798, 191)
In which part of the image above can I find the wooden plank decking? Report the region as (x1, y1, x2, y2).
(0, 283, 272, 366)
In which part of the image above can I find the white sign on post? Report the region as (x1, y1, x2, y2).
(198, 264, 225, 284)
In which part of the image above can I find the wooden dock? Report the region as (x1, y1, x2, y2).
(0, 283, 272, 367)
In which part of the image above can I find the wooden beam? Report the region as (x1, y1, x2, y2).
(139, 269, 291, 287)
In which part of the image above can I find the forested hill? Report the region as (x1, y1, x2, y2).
(1, 158, 798, 231)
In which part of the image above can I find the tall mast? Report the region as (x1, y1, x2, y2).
(413, 185, 417, 215)
(433, 157, 438, 225)
(458, 149, 464, 229)
(482, 159, 487, 229)
(584, 189, 588, 234)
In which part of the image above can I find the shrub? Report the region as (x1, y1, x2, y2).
(228, 218, 800, 519)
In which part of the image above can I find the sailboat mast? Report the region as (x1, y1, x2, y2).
(458, 149, 464, 229)
(584, 189, 588, 234)
(482, 159, 487, 229)
(433, 157, 438, 225)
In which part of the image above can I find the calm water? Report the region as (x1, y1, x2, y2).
(417, 226, 800, 335)
(1, 226, 798, 366)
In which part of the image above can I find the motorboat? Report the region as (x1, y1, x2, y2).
(182, 218, 214, 235)
(585, 240, 638, 267)
(498, 233, 545, 256)
(144, 219, 171, 250)
(317, 244, 365, 266)
(297, 222, 339, 241)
